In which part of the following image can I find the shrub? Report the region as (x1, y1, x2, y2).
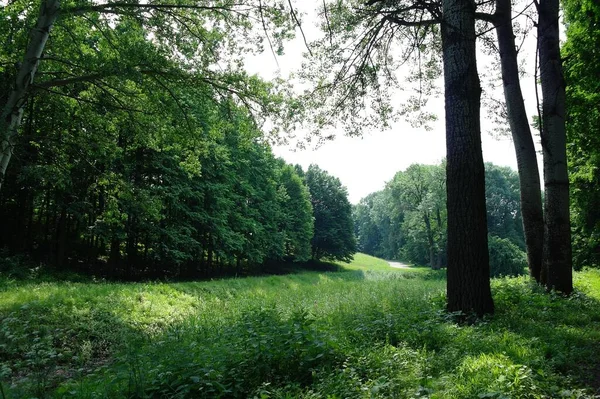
(488, 235, 527, 277)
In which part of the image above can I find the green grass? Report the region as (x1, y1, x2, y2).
(1, 255, 599, 398)
(340, 252, 435, 275)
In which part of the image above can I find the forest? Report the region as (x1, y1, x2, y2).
(1, 0, 599, 397)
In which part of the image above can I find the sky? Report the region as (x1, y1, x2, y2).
(245, 0, 541, 204)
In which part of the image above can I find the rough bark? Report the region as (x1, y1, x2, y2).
(442, 0, 494, 316)
(537, 0, 573, 293)
(0, 0, 60, 191)
(493, 0, 544, 282)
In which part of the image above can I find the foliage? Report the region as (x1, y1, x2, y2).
(305, 164, 356, 262)
(563, 0, 600, 269)
(0, 84, 316, 278)
(390, 163, 446, 268)
(1, 257, 599, 397)
(488, 235, 527, 277)
(353, 161, 525, 268)
(485, 164, 525, 248)
(276, 163, 315, 262)
(353, 190, 404, 260)
(0, 0, 328, 279)
(294, 0, 442, 139)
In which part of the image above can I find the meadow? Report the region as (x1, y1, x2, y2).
(1, 253, 599, 398)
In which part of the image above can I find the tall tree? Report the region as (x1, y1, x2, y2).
(537, 0, 573, 293)
(301, 0, 548, 289)
(477, 0, 544, 281)
(276, 163, 314, 262)
(298, 0, 493, 314)
(442, 0, 494, 315)
(304, 164, 356, 262)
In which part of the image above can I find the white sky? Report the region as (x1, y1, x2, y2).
(245, 0, 542, 204)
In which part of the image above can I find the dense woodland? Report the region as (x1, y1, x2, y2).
(0, 119, 356, 278)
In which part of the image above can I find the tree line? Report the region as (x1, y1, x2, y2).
(354, 161, 527, 277)
(0, 89, 355, 279)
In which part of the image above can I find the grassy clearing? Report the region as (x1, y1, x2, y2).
(1, 256, 599, 398)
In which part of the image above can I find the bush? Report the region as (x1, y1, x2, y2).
(488, 235, 527, 277)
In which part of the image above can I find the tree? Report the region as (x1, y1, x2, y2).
(442, 0, 494, 315)
(354, 161, 526, 280)
(477, 0, 544, 281)
(276, 162, 314, 262)
(296, 0, 493, 314)
(388, 163, 446, 269)
(0, 0, 296, 190)
(354, 190, 404, 260)
(537, 0, 573, 293)
(304, 164, 356, 262)
(485, 163, 525, 248)
(563, 0, 600, 269)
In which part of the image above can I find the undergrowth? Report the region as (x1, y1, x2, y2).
(0, 253, 598, 398)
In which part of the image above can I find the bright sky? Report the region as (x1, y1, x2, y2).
(245, 1, 542, 204)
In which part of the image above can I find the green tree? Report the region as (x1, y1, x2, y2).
(354, 189, 404, 260)
(537, 0, 573, 293)
(563, 0, 600, 269)
(0, 0, 295, 190)
(388, 163, 446, 269)
(485, 163, 524, 248)
(276, 162, 314, 262)
(305, 164, 356, 262)
(476, 0, 544, 282)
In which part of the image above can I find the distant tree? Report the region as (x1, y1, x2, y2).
(305, 165, 356, 262)
(353, 161, 524, 274)
(488, 235, 527, 277)
(353, 195, 383, 256)
(485, 163, 525, 248)
(353, 190, 403, 259)
(388, 163, 446, 269)
(563, 0, 600, 269)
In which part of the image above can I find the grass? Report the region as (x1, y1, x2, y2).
(0, 255, 599, 398)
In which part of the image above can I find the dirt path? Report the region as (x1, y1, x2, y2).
(388, 261, 411, 269)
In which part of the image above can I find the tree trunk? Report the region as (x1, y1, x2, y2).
(493, 0, 544, 282)
(423, 213, 436, 269)
(56, 205, 67, 269)
(442, 0, 494, 316)
(537, 0, 573, 293)
(435, 207, 444, 270)
(0, 0, 60, 191)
